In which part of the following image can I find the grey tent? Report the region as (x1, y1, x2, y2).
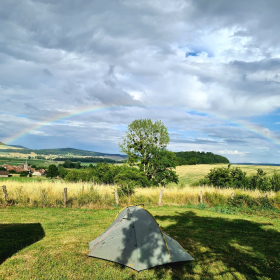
(88, 205, 194, 271)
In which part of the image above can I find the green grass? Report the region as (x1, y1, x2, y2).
(0, 176, 51, 183)
(1, 206, 279, 279)
(0, 157, 55, 167)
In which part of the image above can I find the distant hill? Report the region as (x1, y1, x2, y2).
(8, 144, 28, 149)
(175, 151, 229, 164)
(0, 142, 24, 150)
(0, 144, 126, 161)
(34, 148, 126, 160)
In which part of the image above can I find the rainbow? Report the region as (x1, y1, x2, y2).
(232, 119, 280, 147)
(3, 105, 280, 148)
(3, 104, 134, 145)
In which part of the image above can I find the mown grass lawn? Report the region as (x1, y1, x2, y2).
(0, 206, 279, 279)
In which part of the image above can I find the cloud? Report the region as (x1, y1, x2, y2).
(29, 130, 49, 136)
(218, 149, 249, 156)
(43, 68, 53, 77)
(1, 0, 280, 162)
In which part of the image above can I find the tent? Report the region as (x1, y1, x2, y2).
(88, 205, 194, 271)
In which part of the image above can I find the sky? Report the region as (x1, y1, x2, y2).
(1, 0, 280, 163)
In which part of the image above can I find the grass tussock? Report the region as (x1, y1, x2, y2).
(0, 180, 279, 209)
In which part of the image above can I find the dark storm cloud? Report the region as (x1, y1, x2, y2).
(189, 0, 280, 44)
(231, 59, 280, 73)
(171, 138, 222, 145)
(43, 68, 53, 77)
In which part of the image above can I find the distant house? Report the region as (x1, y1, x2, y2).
(0, 170, 9, 177)
(32, 169, 46, 176)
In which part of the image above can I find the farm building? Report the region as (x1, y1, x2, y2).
(0, 170, 9, 177)
(33, 171, 42, 176)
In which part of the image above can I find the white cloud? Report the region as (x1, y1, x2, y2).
(219, 150, 249, 156)
(29, 130, 49, 136)
(1, 0, 280, 162)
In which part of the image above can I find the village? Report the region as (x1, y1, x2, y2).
(0, 160, 45, 177)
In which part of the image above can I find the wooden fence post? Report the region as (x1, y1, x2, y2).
(63, 188, 67, 207)
(158, 189, 164, 206)
(200, 190, 203, 204)
(231, 192, 235, 200)
(114, 189, 119, 205)
(2, 185, 9, 205)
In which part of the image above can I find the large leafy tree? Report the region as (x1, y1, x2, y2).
(119, 119, 178, 187)
(146, 148, 178, 187)
(46, 164, 59, 179)
(119, 119, 170, 173)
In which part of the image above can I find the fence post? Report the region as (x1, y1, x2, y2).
(63, 188, 67, 207)
(158, 189, 164, 206)
(2, 185, 9, 205)
(231, 192, 235, 200)
(114, 189, 119, 205)
(200, 190, 203, 204)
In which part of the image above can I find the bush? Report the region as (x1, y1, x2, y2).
(58, 166, 68, 179)
(228, 194, 259, 208)
(230, 167, 247, 188)
(65, 170, 89, 183)
(20, 171, 28, 177)
(46, 164, 59, 179)
(206, 166, 232, 187)
(199, 166, 277, 192)
(115, 167, 149, 201)
(270, 172, 280, 192)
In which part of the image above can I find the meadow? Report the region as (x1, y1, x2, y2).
(1, 164, 280, 279)
(0, 206, 279, 279)
(0, 157, 55, 167)
(171, 163, 280, 186)
(1, 164, 280, 209)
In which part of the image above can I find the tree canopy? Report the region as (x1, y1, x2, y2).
(119, 119, 178, 187)
(46, 164, 59, 179)
(119, 119, 170, 172)
(175, 151, 229, 165)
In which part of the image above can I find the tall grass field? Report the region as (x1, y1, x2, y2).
(0, 180, 279, 209)
(1, 164, 280, 209)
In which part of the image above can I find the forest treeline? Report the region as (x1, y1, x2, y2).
(175, 151, 229, 165)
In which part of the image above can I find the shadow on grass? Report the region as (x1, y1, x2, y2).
(0, 223, 45, 264)
(150, 211, 280, 279)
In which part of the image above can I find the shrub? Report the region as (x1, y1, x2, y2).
(270, 171, 280, 192)
(230, 167, 247, 188)
(115, 167, 149, 202)
(228, 194, 259, 208)
(206, 166, 232, 187)
(20, 171, 28, 177)
(65, 170, 89, 183)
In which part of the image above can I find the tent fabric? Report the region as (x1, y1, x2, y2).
(88, 205, 194, 271)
